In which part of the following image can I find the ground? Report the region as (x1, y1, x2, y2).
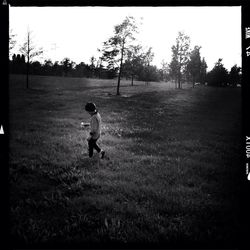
(9, 74, 242, 248)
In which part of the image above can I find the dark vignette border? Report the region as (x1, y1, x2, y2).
(1, 0, 249, 250)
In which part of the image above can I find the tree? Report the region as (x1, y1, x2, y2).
(169, 31, 190, 89)
(10, 54, 26, 74)
(30, 61, 42, 75)
(90, 56, 96, 78)
(9, 29, 16, 56)
(52, 61, 63, 76)
(60, 57, 75, 77)
(229, 64, 241, 87)
(43, 59, 53, 75)
(169, 56, 179, 88)
(96, 57, 104, 79)
(159, 60, 170, 82)
(200, 57, 208, 84)
(187, 46, 202, 88)
(96, 49, 105, 79)
(123, 44, 143, 86)
(101, 16, 138, 95)
(20, 29, 43, 88)
(207, 58, 228, 87)
(142, 47, 154, 85)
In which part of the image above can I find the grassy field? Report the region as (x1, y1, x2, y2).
(9, 74, 242, 248)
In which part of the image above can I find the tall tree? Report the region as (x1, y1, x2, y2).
(187, 45, 202, 88)
(169, 31, 190, 89)
(20, 29, 43, 88)
(101, 16, 138, 95)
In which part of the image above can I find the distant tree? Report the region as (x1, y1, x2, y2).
(96, 57, 104, 79)
(52, 61, 62, 76)
(74, 62, 86, 77)
(30, 61, 42, 75)
(159, 60, 170, 82)
(9, 29, 16, 56)
(43, 59, 53, 75)
(142, 47, 154, 85)
(187, 46, 202, 88)
(169, 56, 179, 88)
(123, 44, 144, 86)
(101, 16, 138, 95)
(228, 64, 241, 87)
(20, 29, 43, 88)
(199, 57, 208, 84)
(207, 58, 228, 87)
(169, 31, 191, 89)
(96, 49, 104, 79)
(60, 57, 75, 77)
(10, 53, 26, 74)
(90, 56, 97, 78)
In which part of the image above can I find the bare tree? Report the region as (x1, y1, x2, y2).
(20, 29, 43, 89)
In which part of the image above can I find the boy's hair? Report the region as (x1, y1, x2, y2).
(85, 102, 97, 112)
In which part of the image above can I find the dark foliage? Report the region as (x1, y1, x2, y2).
(207, 59, 229, 87)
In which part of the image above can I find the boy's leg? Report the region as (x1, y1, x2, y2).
(93, 139, 105, 159)
(88, 139, 94, 157)
(92, 139, 101, 153)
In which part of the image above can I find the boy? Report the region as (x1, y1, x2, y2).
(82, 102, 105, 159)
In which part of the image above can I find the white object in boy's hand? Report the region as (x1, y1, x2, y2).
(81, 122, 90, 129)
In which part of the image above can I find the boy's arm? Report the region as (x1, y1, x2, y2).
(89, 116, 99, 136)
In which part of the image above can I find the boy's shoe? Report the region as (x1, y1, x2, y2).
(100, 150, 105, 159)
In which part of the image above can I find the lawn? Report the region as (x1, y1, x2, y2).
(9, 74, 242, 248)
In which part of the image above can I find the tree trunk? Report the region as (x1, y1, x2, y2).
(26, 52, 30, 89)
(117, 41, 125, 95)
(131, 74, 134, 86)
(26, 62, 29, 89)
(178, 70, 182, 89)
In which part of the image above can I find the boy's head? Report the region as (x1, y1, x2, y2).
(85, 102, 97, 114)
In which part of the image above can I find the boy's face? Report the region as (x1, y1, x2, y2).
(88, 111, 95, 116)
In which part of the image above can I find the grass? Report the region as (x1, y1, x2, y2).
(9, 74, 242, 248)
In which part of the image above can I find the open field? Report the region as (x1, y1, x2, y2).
(9, 74, 242, 248)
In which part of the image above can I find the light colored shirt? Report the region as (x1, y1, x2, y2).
(90, 112, 101, 139)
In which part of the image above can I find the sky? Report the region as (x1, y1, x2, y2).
(9, 6, 241, 71)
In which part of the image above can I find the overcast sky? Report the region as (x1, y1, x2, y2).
(9, 6, 241, 71)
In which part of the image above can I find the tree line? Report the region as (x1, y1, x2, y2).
(9, 17, 241, 93)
